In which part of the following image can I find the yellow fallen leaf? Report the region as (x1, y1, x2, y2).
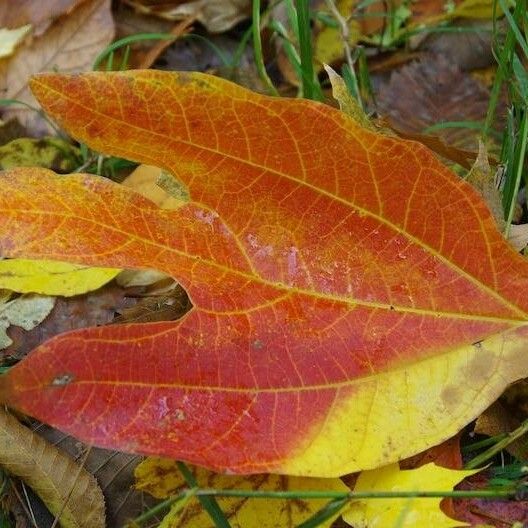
(0, 259, 120, 296)
(0, 293, 54, 349)
(314, 0, 360, 69)
(342, 463, 478, 528)
(0, 25, 31, 59)
(0, 407, 105, 528)
(452, 0, 502, 18)
(135, 457, 348, 528)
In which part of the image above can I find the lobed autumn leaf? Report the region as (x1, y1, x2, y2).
(0, 70, 528, 477)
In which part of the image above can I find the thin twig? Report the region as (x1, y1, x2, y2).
(325, 0, 363, 109)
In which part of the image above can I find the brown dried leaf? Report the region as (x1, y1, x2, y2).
(112, 285, 191, 324)
(2, 283, 132, 360)
(124, 0, 250, 33)
(377, 54, 496, 151)
(0, 0, 87, 36)
(0, 408, 105, 528)
(0, 0, 114, 135)
(465, 141, 504, 230)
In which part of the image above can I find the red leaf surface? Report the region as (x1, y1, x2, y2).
(1, 71, 528, 476)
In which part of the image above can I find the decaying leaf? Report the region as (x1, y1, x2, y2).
(0, 407, 105, 528)
(3, 283, 133, 360)
(0, 294, 54, 349)
(0, 118, 27, 147)
(0, 137, 81, 172)
(0, 25, 31, 59)
(2, 71, 528, 477)
(474, 400, 528, 460)
(325, 65, 376, 132)
(0, 0, 88, 37)
(465, 141, 504, 230)
(0, 259, 120, 296)
(112, 285, 191, 324)
(454, 469, 528, 527)
(0, 0, 114, 134)
(342, 463, 478, 528)
(135, 457, 348, 528)
(124, 0, 250, 33)
(377, 54, 498, 152)
(508, 224, 528, 252)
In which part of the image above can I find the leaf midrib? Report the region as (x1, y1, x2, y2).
(3, 206, 526, 326)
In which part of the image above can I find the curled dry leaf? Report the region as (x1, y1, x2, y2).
(0, 0, 114, 135)
(0, 294, 54, 349)
(0, 0, 88, 36)
(0, 408, 105, 528)
(0, 25, 31, 59)
(465, 141, 504, 230)
(124, 0, 250, 33)
(135, 457, 348, 528)
(3, 71, 528, 477)
(3, 283, 133, 361)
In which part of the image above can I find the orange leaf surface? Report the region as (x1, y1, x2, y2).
(1, 71, 528, 477)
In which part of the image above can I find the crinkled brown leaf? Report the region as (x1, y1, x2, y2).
(0, 0, 87, 36)
(0, 0, 114, 135)
(0, 408, 105, 528)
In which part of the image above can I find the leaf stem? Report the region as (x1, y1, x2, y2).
(155, 486, 521, 501)
(296, 497, 350, 528)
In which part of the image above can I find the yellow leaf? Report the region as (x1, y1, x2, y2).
(342, 463, 478, 528)
(452, 0, 502, 18)
(135, 457, 348, 528)
(0, 259, 120, 296)
(314, 0, 360, 69)
(0, 407, 105, 528)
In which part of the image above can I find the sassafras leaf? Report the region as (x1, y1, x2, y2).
(0, 71, 528, 476)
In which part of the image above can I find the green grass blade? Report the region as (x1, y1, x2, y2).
(503, 110, 528, 235)
(295, 0, 324, 100)
(92, 33, 178, 70)
(295, 497, 349, 528)
(176, 462, 231, 528)
(465, 417, 528, 469)
(252, 0, 279, 95)
(498, 0, 528, 59)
